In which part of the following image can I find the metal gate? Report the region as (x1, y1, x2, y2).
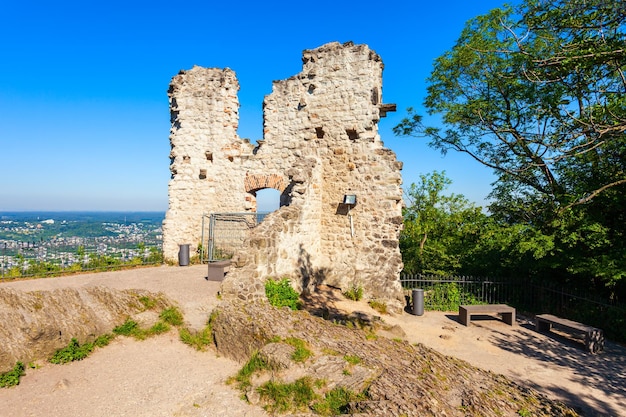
(201, 212, 269, 262)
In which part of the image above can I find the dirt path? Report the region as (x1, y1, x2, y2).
(1, 265, 625, 416)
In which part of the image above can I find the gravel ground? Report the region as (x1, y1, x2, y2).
(1, 265, 624, 416)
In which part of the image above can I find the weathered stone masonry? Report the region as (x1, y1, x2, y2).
(163, 42, 405, 311)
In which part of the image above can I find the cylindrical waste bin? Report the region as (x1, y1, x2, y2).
(178, 244, 190, 266)
(412, 288, 424, 316)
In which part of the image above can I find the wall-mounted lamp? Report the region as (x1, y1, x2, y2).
(343, 194, 357, 237)
(343, 194, 357, 206)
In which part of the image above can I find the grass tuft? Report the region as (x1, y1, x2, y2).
(312, 386, 364, 416)
(257, 377, 317, 413)
(343, 354, 361, 365)
(113, 318, 144, 339)
(284, 337, 313, 363)
(368, 300, 388, 314)
(343, 283, 364, 301)
(179, 326, 213, 351)
(231, 351, 270, 391)
(160, 306, 184, 326)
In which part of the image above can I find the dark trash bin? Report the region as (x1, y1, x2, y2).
(178, 244, 190, 266)
(412, 288, 424, 316)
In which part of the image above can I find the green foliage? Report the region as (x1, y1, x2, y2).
(160, 307, 184, 326)
(400, 172, 489, 276)
(149, 321, 171, 335)
(257, 377, 317, 414)
(312, 386, 364, 416)
(0, 362, 25, 388)
(425, 283, 484, 312)
(93, 333, 114, 348)
(114, 306, 185, 340)
(343, 283, 364, 301)
(49, 338, 94, 364)
(179, 326, 213, 351)
(284, 337, 313, 363)
(368, 300, 388, 315)
(343, 354, 361, 365)
(393, 0, 626, 298)
(265, 278, 301, 310)
(232, 351, 270, 391)
(138, 295, 158, 310)
(113, 319, 143, 338)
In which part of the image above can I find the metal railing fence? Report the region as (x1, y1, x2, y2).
(400, 274, 526, 311)
(400, 273, 626, 341)
(201, 212, 269, 263)
(1, 236, 163, 279)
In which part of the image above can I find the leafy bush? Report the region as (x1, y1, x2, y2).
(49, 338, 94, 364)
(0, 362, 25, 388)
(426, 283, 483, 311)
(265, 278, 301, 310)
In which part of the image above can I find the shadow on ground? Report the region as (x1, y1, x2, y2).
(488, 319, 626, 416)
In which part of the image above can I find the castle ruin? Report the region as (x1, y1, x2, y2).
(162, 41, 405, 311)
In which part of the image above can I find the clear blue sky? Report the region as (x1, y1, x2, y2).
(0, 0, 509, 212)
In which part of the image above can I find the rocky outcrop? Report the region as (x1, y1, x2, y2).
(212, 300, 578, 417)
(0, 286, 170, 372)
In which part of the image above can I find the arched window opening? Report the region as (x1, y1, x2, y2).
(255, 188, 281, 213)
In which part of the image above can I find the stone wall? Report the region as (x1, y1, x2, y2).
(163, 41, 405, 311)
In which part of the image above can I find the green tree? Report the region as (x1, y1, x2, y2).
(401, 171, 488, 275)
(395, 0, 625, 219)
(396, 0, 626, 298)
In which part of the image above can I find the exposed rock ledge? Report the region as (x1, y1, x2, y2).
(0, 286, 171, 372)
(212, 300, 578, 417)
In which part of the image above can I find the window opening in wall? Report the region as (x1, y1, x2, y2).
(371, 87, 379, 105)
(308, 84, 316, 94)
(315, 127, 325, 138)
(346, 129, 359, 140)
(205, 151, 213, 162)
(255, 188, 281, 213)
(199, 169, 207, 179)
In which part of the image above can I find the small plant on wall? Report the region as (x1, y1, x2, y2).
(343, 282, 363, 301)
(265, 278, 301, 310)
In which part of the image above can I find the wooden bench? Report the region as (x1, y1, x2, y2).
(535, 314, 604, 353)
(458, 304, 515, 326)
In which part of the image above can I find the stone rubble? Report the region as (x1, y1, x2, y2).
(212, 299, 579, 417)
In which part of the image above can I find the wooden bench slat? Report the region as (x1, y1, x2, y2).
(535, 314, 596, 333)
(535, 314, 604, 353)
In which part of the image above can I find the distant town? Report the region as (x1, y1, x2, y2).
(0, 212, 164, 278)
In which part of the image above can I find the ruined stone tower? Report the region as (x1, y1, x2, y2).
(163, 41, 405, 311)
